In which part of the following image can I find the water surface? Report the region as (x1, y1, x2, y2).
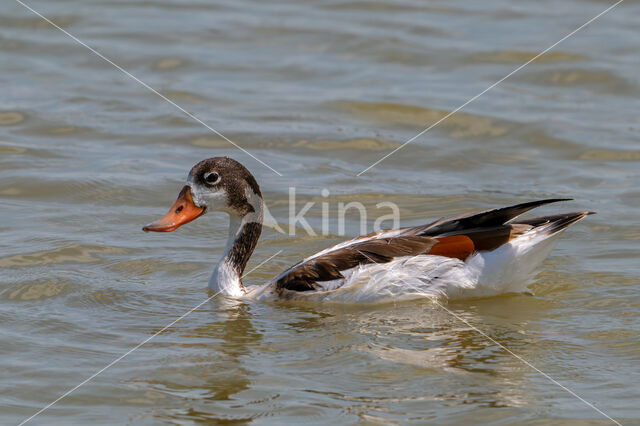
(1, 0, 639, 424)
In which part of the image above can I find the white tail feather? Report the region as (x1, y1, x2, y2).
(462, 224, 565, 298)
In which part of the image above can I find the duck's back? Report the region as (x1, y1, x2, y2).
(249, 200, 592, 302)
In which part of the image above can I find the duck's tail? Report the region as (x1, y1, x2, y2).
(461, 211, 593, 298)
(511, 211, 595, 235)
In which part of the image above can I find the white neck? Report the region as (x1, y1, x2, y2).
(208, 193, 263, 297)
(208, 215, 244, 296)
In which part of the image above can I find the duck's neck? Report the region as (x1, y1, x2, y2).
(209, 210, 262, 297)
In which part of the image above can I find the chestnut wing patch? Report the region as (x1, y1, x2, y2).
(276, 236, 437, 292)
(428, 235, 475, 260)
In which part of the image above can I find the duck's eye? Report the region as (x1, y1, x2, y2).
(204, 172, 220, 185)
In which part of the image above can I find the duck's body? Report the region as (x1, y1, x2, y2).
(144, 157, 592, 303)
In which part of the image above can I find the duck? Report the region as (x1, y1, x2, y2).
(143, 157, 592, 302)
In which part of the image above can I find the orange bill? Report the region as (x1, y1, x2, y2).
(142, 186, 205, 232)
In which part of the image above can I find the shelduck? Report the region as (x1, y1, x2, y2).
(143, 157, 592, 302)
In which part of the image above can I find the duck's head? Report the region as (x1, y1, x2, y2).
(143, 157, 262, 232)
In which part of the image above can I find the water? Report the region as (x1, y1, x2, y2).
(2, 0, 639, 424)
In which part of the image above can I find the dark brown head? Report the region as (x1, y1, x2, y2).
(143, 157, 263, 232)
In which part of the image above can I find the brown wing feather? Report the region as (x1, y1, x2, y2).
(276, 236, 437, 292)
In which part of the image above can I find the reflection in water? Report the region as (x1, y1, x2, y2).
(148, 300, 264, 423)
(264, 298, 544, 418)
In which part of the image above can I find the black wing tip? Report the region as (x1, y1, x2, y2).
(504, 198, 573, 211)
(534, 198, 573, 204)
(574, 210, 596, 218)
(541, 211, 593, 234)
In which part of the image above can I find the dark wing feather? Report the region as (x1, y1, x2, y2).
(512, 211, 594, 234)
(276, 236, 437, 292)
(410, 198, 571, 237)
